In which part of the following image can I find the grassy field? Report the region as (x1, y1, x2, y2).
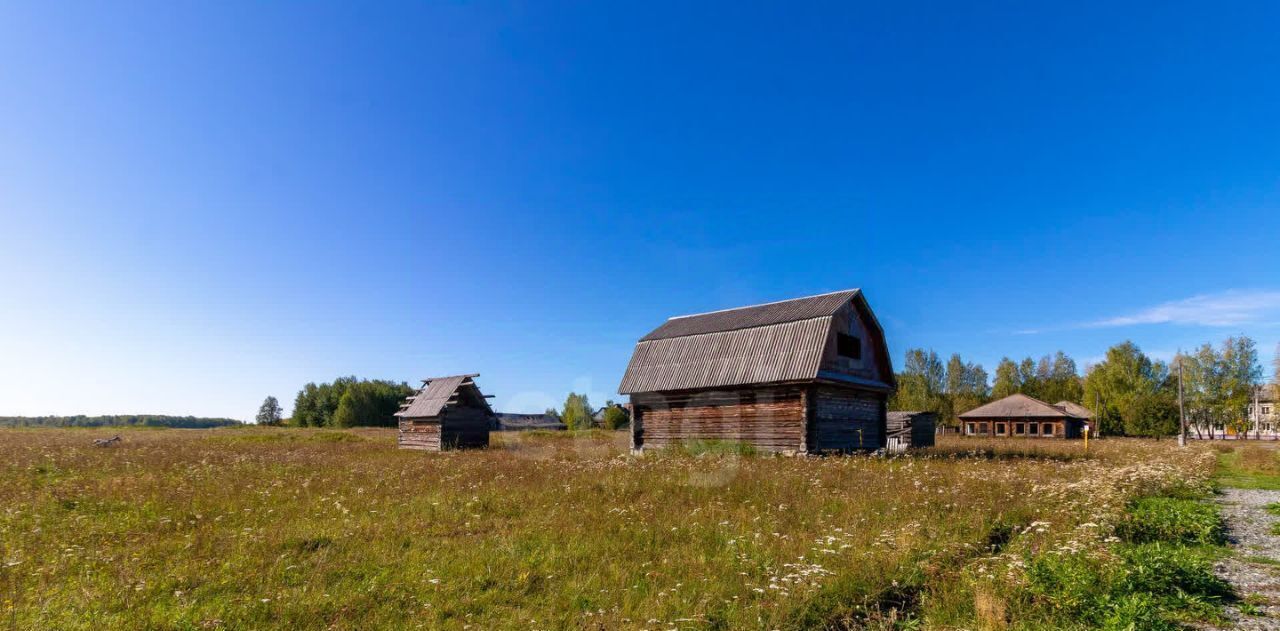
(1213, 440, 1280, 490)
(0, 428, 1225, 629)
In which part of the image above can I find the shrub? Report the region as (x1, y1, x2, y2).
(1116, 497, 1227, 546)
(1025, 543, 1229, 628)
(1117, 543, 1231, 609)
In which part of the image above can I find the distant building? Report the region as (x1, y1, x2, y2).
(395, 374, 495, 451)
(494, 413, 566, 431)
(1247, 385, 1279, 435)
(886, 411, 937, 450)
(619, 289, 896, 454)
(958, 393, 1090, 439)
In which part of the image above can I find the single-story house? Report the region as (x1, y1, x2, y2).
(957, 393, 1089, 439)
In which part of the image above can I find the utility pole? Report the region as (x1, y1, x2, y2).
(1178, 356, 1187, 447)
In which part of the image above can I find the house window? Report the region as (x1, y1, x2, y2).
(1028, 423, 1038, 436)
(996, 423, 1007, 436)
(837, 333, 862, 360)
(1042, 423, 1054, 437)
(980, 422, 990, 434)
(1014, 423, 1024, 435)
(1265, 406, 1273, 415)
(966, 423, 975, 435)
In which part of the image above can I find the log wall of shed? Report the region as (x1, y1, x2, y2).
(398, 418, 442, 451)
(441, 407, 491, 449)
(809, 386, 885, 452)
(630, 387, 806, 453)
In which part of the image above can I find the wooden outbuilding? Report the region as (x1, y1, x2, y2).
(619, 289, 896, 454)
(395, 374, 495, 450)
(886, 411, 937, 450)
(957, 393, 1088, 439)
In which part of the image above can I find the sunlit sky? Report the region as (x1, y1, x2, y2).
(2, 2, 1278, 419)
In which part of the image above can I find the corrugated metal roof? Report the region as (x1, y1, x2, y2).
(641, 289, 861, 341)
(396, 374, 485, 418)
(619, 317, 833, 394)
(958, 393, 1083, 420)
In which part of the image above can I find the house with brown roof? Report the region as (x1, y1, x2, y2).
(395, 374, 495, 450)
(618, 289, 895, 454)
(957, 393, 1090, 439)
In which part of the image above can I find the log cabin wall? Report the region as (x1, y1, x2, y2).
(440, 407, 491, 449)
(910, 413, 937, 447)
(809, 386, 885, 452)
(630, 386, 806, 453)
(398, 418, 442, 451)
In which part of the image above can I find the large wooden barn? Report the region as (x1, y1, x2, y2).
(957, 393, 1089, 439)
(619, 289, 896, 454)
(395, 374, 495, 451)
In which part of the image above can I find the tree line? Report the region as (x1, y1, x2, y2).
(289, 377, 415, 428)
(890, 337, 1274, 438)
(0, 415, 242, 429)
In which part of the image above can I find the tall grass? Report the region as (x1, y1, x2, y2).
(0, 429, 1216, 629)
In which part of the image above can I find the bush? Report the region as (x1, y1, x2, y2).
(1025, 543, 1229, 628)
(600, 405, 629, 430)
(1116, 544, 1231, 609)
(1116, 497, 1227, 546)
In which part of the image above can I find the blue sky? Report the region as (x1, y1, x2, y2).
(1, 1, 1278, 419)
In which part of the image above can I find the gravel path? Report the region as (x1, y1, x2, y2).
(1203, 488, 1280, 630)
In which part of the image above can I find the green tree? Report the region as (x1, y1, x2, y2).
(561, 393, 594, 430)
(1033, 351, 1083, 404)
(890, 349, 946, 414)
(1220, 336, 1263, 435)
(1083, 341, 1171, 436)
(944, 353, 989, 425)
(600, 400, 630, 430)
(1018, 357, 1040, 399)
(1121, 386, 1180, 438)
(255, 396, 283, 426)
(292, 383, 321, 427)
(992, 357, 1021, 399)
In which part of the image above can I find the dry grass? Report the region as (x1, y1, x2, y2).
(0, 428, 1215, 629)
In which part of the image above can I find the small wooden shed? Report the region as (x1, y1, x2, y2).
(619, 289, 896, 454)
(886, 411, 937, 450)
(395, 374, 495, 451)
(957, 393, 1087, 439)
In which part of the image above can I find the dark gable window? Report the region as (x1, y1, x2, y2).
(836, 333, 861, 360)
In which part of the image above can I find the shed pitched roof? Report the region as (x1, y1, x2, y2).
(958, 393, 1082, 420)
(618, 289, 893, 394)
(395, 374, 493, 418)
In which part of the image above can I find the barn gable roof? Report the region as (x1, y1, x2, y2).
(958, 393, 1084, 420)
(618, 289, 893, 394)
(641, 289, 861, 341)
(395, 374, 494, 418)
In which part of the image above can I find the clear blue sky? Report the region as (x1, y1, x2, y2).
(2, 2, 1278, 419)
